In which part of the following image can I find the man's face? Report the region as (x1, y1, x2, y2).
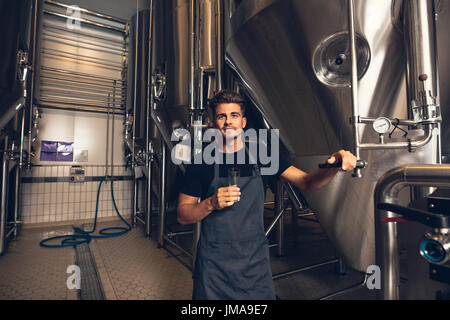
(214, 103, 247, 139)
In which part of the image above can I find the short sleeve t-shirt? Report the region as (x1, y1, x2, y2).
(180, 142, 291, 200)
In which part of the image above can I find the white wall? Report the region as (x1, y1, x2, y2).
(35, 108, 125, 166)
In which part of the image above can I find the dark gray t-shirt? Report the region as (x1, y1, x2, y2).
(180, 142, 291, 199)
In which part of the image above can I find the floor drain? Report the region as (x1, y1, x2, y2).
(74, 242, 105, 300)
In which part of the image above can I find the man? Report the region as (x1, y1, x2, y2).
(177, 90, 357, 300)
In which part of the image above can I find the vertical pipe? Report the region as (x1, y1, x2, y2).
(275, 180, 285, 257)
(189, 0, 197, 111)
(157, 138, 166, 247)
(111, 81, 116, 178)
(374, 168, 404, 300)
(404, 0, 439, 120)
(347, 0, 362, 178)
(0, 137, 9, 255)
(145, 144, 152, 237)
(132, 0, 139, 165)
(16, 109, 26, 237)
(28, 0, 39, 168)
(131, 0, 140, 226)
(145, 0, 154, 237)
(192, 218, 201, 270)
(215, 0, 223, 91)
(133, 173, 138, 225)
(13, 162, 20, 239)
(374, 165, 450, 299)
(106, 93, 110, 178)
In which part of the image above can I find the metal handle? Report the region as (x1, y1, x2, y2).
(377, 202, 450, 229)
(319, 159, 368, 169)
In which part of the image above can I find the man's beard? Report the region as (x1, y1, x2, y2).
(223, 127, 243, 140)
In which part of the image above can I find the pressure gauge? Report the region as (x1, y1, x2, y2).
(372, 117, 392, 134)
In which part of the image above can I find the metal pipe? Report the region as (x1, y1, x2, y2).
(374, 164, 450, 300)
(199, 66, 214, 110)
(163, 235, 193, 259)
(145, 0, 154, 238)
(189, 0, 197, 111)
(132, 0, 139, 173)
(192, 220, 201, 270)
(358, 116, 420, 127)
(404, 0, 440, 122)
(133, 172, 138, 226)
(319, 273, 369, 300)
(0, 96, 25, 132)
(163, 246, 193, 272)
(354, 0, 439, 154)
(157, 138, 166, 247)
(347, 0, 362, 178)
(359, 123, 434, 151)
(135, 214, 146, 225)
(5, 225, 17, 239)
(215, 0, 223, 91)
(111, 81, 116, 178)
(167, 230, 194, 237)
(146, 143, 153, 237)
(0, 136, 10, 255)
(272, 258, 339, 280)
(284, 181, 308, 211)
(105, 93, 110, 178)
(28, 0, 39, 168)
(17, 107, 26, 238)
(265, 208, 285, 238)
(13, 161, 20, 239)
(275, 180, 285, 256)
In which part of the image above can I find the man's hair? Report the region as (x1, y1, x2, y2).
(208, 90, 246, 117)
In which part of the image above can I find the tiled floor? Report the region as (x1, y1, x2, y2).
(90, 221, 192, 300)
(0, 226, 77, 300)
(0, 209, 376, 300)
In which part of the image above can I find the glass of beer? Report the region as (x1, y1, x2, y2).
(228, 167, 240, 188)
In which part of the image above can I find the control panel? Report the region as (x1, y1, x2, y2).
(69, 166, 85, 183)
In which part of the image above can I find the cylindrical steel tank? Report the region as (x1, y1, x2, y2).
(129, 0, 220, 204)
(224, 0, 445, 271)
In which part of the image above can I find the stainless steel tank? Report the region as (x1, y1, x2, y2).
(129, 0, 220, 205)
(224, 0, 445, 272)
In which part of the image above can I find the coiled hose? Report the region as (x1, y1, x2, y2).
(39, 177, 131, 248)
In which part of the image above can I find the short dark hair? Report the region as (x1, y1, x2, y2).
(208, 90, 246, 117)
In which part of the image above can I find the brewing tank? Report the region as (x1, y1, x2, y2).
(224, 0, 443, 271)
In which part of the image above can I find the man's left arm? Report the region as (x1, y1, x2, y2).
(279, 149, 357, 193)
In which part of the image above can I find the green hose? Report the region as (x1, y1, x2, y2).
(39, 177, 131, 248)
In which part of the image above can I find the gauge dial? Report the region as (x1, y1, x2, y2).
(372, 117, 392, 134)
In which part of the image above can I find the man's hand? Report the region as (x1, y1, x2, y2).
(209, 185, 241, 210)
(327, 149, 357, 172)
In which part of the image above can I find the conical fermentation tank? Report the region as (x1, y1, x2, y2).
(224, 0, 443, 272)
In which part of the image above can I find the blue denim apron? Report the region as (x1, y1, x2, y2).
(192, 161, 275, 300)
